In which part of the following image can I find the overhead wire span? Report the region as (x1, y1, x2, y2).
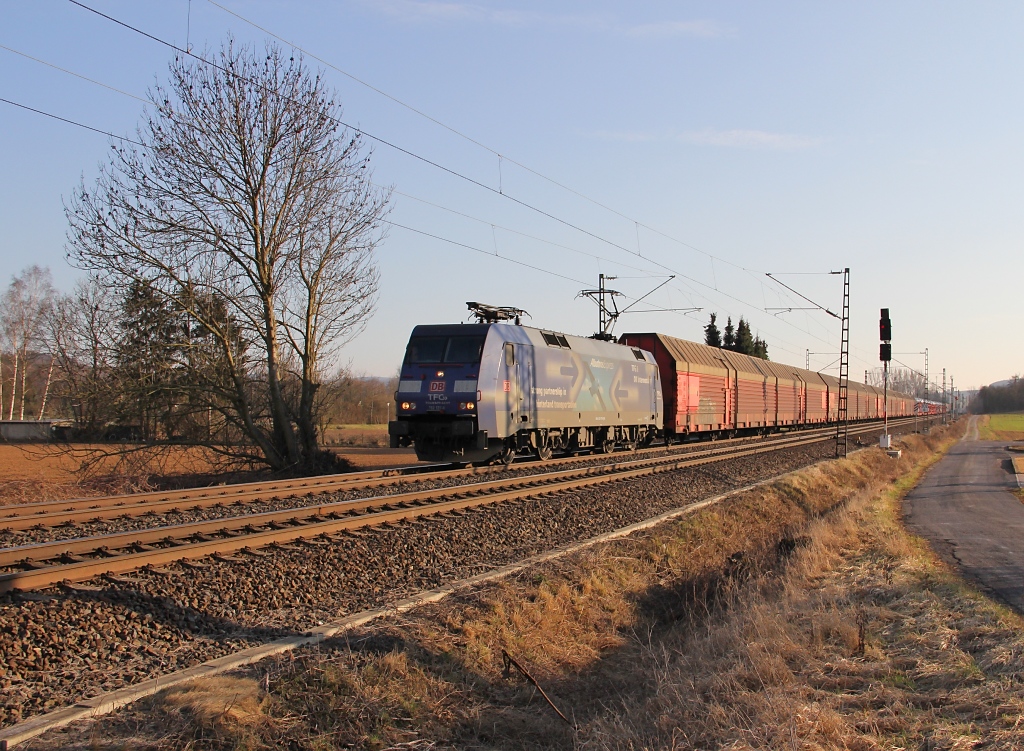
(200, 0, 845, 337)
(386, 221, 698, 320)
(0, 96, 144, 146)
(0, 43, 148, 103)
(2, 33, 702, 322)
(195, 0, 851, 346)
(202, 0, 754, 274)
(52, 0, 858, 363)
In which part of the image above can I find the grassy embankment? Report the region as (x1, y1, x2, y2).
(976, 412, 1024, 441)
(31, 421, 1024, 749)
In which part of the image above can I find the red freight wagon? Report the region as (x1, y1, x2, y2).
(621, 333, 736, 436)
(622, 331, 919, 441)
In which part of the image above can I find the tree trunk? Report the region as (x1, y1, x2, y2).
(8, 349, 17, 420)
(38, 357, 53, 420)
(18, 345, 28, 420)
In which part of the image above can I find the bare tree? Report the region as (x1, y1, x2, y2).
(45, 278, 119, 436)
(0, 266, 55, 420)
(867, 367, 926, 398)
(66, 40, 389, 471)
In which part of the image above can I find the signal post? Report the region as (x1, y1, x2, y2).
(879, 308, 893, 449)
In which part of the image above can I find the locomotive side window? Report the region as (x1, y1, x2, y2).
(405, 337, 447, 364)
(504, 343, 515, 366)
(445, 336, 485, 363)
(555, 335, 571, 348)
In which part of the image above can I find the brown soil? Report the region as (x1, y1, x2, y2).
(0, 442, 423, 507)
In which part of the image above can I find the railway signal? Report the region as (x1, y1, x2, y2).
(879, 308, 892, 449)
(879, 308, 892, 343)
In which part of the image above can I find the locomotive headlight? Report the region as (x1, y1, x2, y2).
(466, 401, 475, 410)
(401, 401, 415, 411)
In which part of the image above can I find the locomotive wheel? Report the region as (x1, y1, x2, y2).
(497, 446, 516, 466)
(535, 444, 553, 461)
(622, 440, 637, 452)
(601, 438, 616, 454)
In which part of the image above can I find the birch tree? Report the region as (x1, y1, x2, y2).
(0, 266, 55, 420)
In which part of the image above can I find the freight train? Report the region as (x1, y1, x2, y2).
(388, 310, 928, 464)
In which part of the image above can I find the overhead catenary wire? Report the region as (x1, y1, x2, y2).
(386, 221, 701, 320)
(0, 96, 145, 147)
(58, 1, 803, 346)
(200, 0, 847, 344)
(37, 1, 866, 365)
(0, 43, 149, 104)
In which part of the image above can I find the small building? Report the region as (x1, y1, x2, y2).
(0, 420, 53, 442)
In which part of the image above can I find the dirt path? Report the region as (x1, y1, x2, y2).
(904, 416, 1024, 612)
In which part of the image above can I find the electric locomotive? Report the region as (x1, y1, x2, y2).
(388, 303, 662, 463)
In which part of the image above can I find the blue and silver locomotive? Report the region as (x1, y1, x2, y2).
(388, 304, 663, 464)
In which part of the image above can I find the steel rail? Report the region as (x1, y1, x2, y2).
(0, 420, 914, 595)
(0, 434, 822, 531)
(0, 461, 450, 521)
(0, 420, 897, 529)
(0, 429, 832, 567)
(0, 427, 797, 521)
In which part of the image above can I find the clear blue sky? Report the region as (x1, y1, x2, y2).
(2, 1, 1022, 390)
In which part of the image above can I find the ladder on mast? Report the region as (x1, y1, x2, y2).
(836, 268, 850, 457)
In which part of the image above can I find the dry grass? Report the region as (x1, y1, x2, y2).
(38, 421, 1024, 750)
(323, 424, 390, 447)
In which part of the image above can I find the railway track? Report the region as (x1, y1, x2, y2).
(0, 419, 906, 531)
(0, 418, 915, 595)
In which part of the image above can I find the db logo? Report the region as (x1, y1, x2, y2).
(430, 381, 445, 392)
(503, 380, 511, 392)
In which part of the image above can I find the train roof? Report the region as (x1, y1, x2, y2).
(621, 331, 916, 399)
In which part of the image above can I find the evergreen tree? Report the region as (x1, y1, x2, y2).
(704, 312, 722, 347)
(752, 336, 769, 360)
(735, 317, 755, 355)
(723, 317, 735, 350)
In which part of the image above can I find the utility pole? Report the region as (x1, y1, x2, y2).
(578, 273, 690, 341)
(924, 348, 929, 432)
(837, 269, 850, 456)
(764, 268, 848, 456)
(942, 368, 947, 424)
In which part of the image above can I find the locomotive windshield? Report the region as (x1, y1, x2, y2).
(405, 335, 485, 364)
